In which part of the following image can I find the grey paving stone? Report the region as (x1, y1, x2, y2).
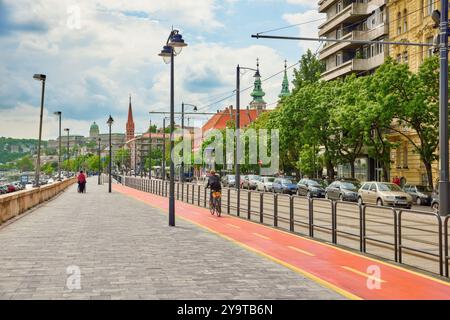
(0, 178, 345, 300)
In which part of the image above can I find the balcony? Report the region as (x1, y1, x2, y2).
(319, 24, 388, 60)
(321, 52, 385, 81)
(319, 0, 387, 36)
(319, 0, 337, 12)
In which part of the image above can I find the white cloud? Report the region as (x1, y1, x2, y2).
(282, 9, 325, 53)
(286, 0, 317, 8)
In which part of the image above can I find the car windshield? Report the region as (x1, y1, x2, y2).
(341, 182, 360, 190)
(281, 179, 292, 184)
(263, 177, 275, 182)
(416, 185, 432, 192)
(378, 183, 402, 192)
(228, 176, 235, 181)
(308, 179, 323, 187)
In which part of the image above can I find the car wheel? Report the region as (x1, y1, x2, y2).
(357, 197, 363, 205)
(264, 187, 267, 192)
(416, 197, 422, 206)
(432, 202, 439, 212)
(377, 198, 383, 207)
(339, 194, 344, 202)
(306, 191, 311, 198)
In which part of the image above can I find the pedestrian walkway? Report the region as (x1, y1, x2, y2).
(114, 182, 450, 300)
(0, 178, 343, 300)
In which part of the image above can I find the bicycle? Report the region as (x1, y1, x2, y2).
(209, 191, 222, 217)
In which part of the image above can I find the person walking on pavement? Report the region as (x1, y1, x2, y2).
(77, 170, 87, 193)
(392, 175, 401, 186)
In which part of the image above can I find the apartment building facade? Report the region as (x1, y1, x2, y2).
(387, 0, 438, 72)
(318, 0, 389, 81)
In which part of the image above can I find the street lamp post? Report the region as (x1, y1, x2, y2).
(98, 137, 102, 185)
(235, 64, 257, 217)
(33, 74, 46, 187)
(149, 122, 153, 179)
(54, 111, 62, 181)
(181, 102, 197, 182)
(159, 29, 188, 227)
(107, 115, 114, 193)
(64, 128, 70, 175)
(162, 117, 167, 181)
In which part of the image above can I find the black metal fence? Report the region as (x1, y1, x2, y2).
(120, 176, 449, 278)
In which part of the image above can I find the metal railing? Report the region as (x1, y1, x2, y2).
(120, 176, 449, 278)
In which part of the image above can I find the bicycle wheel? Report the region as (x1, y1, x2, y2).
(209, 198, 215, 215)
(216, 198, 221, 217)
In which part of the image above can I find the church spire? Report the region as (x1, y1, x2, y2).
(250, 58, 266, 111)
(126, 94, 135, 141)
(278, 60, 290, 99)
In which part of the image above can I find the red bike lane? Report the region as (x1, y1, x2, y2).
(114, 184, 450, 300)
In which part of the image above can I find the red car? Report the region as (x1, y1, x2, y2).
(7, 185, 16, 193)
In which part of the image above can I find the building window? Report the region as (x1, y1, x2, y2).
(397, 12, 402, 35)
(403, 143, 408, 168)
(335, 53, 343, 66)
(336, 27, 342, 39)
(428, 0, 435, 15)
(403, 51, 408, 64)
(336, 0, 343, 14)
(403, 10, 408, 33)
(426, 36, 434, 57)
(396, 54, 401, 62)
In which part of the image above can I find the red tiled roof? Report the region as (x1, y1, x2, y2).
(202, 107, 262, 132)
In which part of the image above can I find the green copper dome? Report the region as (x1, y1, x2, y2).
(278, 60, 290, 99)
(89, 122, 100, 137)
(90, 122, 99, 130)
(250, 59, 266, 103)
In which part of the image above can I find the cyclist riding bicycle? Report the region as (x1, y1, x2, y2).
(206, 169, 222, 197)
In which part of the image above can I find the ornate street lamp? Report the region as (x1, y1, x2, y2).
(158, 29, 188, 227)
(107, 115, 114, 193)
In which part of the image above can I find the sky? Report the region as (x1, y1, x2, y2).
(0, 0, 324, 140)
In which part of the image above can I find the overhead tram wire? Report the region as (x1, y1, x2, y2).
(195, 61, 301, 112)
(257, 17, 327, 36)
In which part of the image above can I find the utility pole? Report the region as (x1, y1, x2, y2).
(149, 119, 152, 179)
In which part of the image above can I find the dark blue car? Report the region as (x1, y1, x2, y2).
(272, 178, 298, 195)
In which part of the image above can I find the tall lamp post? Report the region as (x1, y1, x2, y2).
(33, 74, 46, 187)
(181, 102, 197, 182)
(54, 111, 62, 181)
(64, 128, 70, 175)
(235, 64, 257, 217)
(98, 137, 102, 185)
(149, 119, 152, 179)
(158, 28, 188, 227)
(107, 115, 114, 193)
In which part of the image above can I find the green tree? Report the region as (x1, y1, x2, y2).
(292, 49, 325, 93)
(16, 155, 35, 172)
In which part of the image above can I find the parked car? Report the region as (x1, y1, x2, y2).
(403, 184, 433, 206)
(325, 180, 361, 202)
(221, 175, 236, 188)
(240, 175, 250, 189)
(0, 185, 8, 194)
(358, 182, 412, 209)
(272, 178, 298, 195)
(6, 184, 16, 193)
(297, 178, 326, 198)
(256, 176, 275, 192)
(247, 175, 261, 190)
(431, 195, 439, 212)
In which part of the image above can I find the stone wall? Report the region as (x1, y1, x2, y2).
(0, 178, 76, 225)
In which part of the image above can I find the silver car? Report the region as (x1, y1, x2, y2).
(256, 177, 275, 192)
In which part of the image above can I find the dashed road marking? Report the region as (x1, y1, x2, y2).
(288, 246, 315, 257)
(342, 266, 386, 283)
(226, 223, 241, 229)
(253, 233, 271, 240)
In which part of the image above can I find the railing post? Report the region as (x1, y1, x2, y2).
(290, 196, 294, 232)
(332, 200, 337, 244)
(309, 198, 314, 237)
(394, 209, 398, 263)
(227, 188, 231, 214)
(192, 184, 195, 204)
(274, 194, 278, 228)
(247, 191, 251, 220)
(260, 192, 264, 224)
(445, 217, 449, 277)
(187, 184, 189, 203)
(358, 204, 363, 252)
(198, 185, 201, 206)
(204, 187, 207, 208)
(177, 183, 179, 200)
(182, 183, 184, 202)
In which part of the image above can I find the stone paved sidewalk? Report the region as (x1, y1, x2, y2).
(0, 178, 344, 300)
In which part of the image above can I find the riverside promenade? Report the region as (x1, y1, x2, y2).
(0, 177, 343, 300)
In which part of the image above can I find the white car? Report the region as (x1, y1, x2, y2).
(256, 177, 275, 192)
